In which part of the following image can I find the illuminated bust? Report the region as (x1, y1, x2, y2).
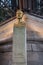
(16, 10, 23, 19)
(14, 10, 28, 27)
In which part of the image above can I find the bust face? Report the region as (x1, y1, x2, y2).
(16, 10, 23, 19)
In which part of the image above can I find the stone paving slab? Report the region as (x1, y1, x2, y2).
(27, 61, 43, 65)
(27, 41, 43, 52)
(0, 44, 12, 52)
(0, 52, 12, 65)
(32, 44, 43, 51)
(27, 52, 43, 62)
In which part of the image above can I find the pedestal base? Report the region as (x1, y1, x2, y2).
(12, 26, 27, 65)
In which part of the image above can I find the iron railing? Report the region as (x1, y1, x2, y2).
(0, 0, 43, 23)
(17, 0, 43, 18)
(0, 0, 17, 22)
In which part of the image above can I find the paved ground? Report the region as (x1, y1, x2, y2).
(27, 42, 43, 65)
(0, 41, 43, 65)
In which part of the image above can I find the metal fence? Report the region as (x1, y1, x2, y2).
(17, 0, 43, 18)
(0, 0, 43, 22)
(0, 0, 16, 22)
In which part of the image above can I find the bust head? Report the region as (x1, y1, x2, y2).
(16, 10, 24, 19)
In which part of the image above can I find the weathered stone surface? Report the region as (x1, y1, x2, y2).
(27, 52, 43, 65)
(12, 26, 27, 65)
(0, 52, 12, 65)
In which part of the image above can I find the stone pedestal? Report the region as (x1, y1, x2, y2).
(12, 24, 27, 65)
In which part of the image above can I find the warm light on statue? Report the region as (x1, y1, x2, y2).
(16, 10, 28, 24)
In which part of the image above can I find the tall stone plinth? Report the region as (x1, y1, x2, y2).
(12, 23, 27, 65)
